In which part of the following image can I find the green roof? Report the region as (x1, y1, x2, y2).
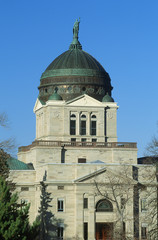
(102, 93, 114, 102)
(48, 92, 62, 100)
(7, 158, 34, 170)
(41, 49, 108, 79)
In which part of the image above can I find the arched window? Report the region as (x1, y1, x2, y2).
(70, 114, 76, 135)
(96, 199, 113, 212)
(80, 114, 86, 135)
(90, 114, 96, 136)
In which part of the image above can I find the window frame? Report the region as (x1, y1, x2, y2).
(90, 114, 97, 136)
(80, 114, 87, 135)
(84, 222, 88, 240)
(57, 199, 64, 212)
(57, 226, 64, 239)
(84, 198, 88, 209)
(96, 199, 113, 212)
(70, 114, 76, 135)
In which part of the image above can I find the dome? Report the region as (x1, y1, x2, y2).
(38, 20, 113, 102)
(48, 89, 62, 100)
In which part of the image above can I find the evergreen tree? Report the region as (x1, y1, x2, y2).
(0, 176, 40, 240)
(0, 149, 10, 179)
(38, 180, 54, 240)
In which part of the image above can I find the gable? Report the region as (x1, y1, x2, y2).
(74, 167, 106, 183)
(74, 166, 138, 185)
(33, 98, 45, 112)
(66, 94, 103, 107)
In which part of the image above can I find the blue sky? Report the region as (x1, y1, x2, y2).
(0, 0, 158, 157)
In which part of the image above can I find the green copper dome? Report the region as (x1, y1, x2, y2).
(38, 20, 113, 102)
(102, 93, 114, 102)
(48, 88, 62, 100)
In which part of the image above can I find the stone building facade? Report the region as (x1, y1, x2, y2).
(9, 22, 157, 240)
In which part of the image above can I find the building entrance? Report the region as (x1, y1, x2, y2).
(96, 223, 113, 240)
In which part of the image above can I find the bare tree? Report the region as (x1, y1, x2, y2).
(0, 112, 16, 154)
(145, 179, 158, 240)
(94, 165, 139, 240)
(0, 112, 9, 127)
(143, 132, 158, 240)
(146, 136, 158, 157)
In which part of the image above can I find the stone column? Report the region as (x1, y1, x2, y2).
(87, 112, 90, 136)
(75, 192, 84, 239)
(126, 196, 134, 239)
(76, 112, 80, 136)
(88, 195, 96, 240)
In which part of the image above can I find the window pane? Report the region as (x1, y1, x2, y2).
(58, 227, 64, 239)
(81, 138, 86, 142)
(81, 120, 86, 135)
(92, 139, 97, 142)
(78, 158, 86, 163)
(58, 200, 64, 212)
(91, 121, 96, 135)
(70, 120, 76, 135)
(84, 198, 88, 208)
(96, 199, 113, 212)
(84, 223, 88, 240)
(71, 138, 76, 142)
(70, 114, 76, 118)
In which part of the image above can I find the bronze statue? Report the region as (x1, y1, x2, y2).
(69, 18, 82, 49)
(73, 18, 80, 39)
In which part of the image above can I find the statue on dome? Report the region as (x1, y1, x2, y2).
(73, 18, 80, 39)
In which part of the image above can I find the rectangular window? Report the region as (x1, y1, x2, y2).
(141, 199, 147, 211)
(80, 120, 86, 135)
(84, 198, 88, 209)
(71, 138, 76, 146)
(58, 199, 64, 212)
(71, 138, 76, 142)
(92, 138, 97, 142)
(21, 187, 29, 191)
(84, 222, 88, 240)
(57, 226, 64, 239)
(78, 158, 86, 163)
(141, 227, 147, 239)
(58, 186, 64, 190)
(91, 121, 96, 135)
(70, 120, 76, 135)
(81, 138, 86, 142)
(81, 138, 86, 146)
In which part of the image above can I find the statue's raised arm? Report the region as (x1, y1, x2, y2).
(73, 18, 80, 39)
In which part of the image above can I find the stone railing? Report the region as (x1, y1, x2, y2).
(18, 140, 137, 152)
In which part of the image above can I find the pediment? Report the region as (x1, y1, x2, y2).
(74, 166, 138, 185)
(66, 94, 103, 107)
(74, 167, 107, 183)
(33, 98, 45, 112)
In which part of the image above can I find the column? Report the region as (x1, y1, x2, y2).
(88, 195, 96, 240)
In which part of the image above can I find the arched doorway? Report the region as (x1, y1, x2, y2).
(95, 199, 113, 240)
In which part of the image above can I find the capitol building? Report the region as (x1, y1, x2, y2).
(8, 20, 157, 240)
